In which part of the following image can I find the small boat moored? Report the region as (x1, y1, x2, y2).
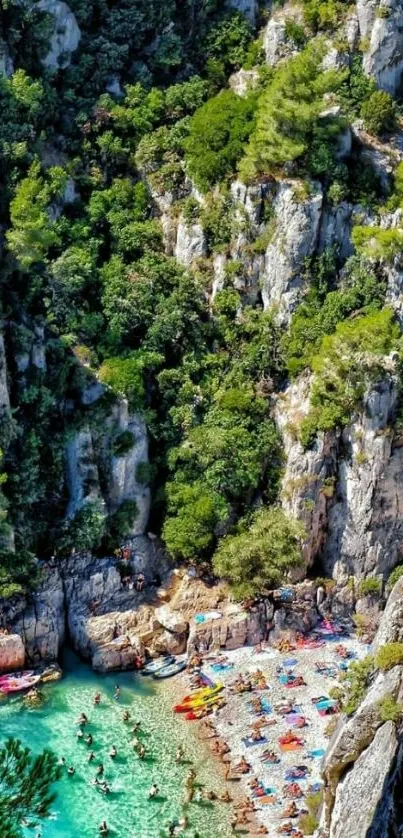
(153, 660, 187, 680)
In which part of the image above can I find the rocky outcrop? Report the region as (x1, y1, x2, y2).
(261, 180, 323, 324)
(0, 633, 25, 672)
(37, 0, 81, 70)
(106, 402, 151, 536)
(174, 216, 206, 267)
(277, 367, 403, 582)
(65, 428, 103, 518)
(229, 68, 259, 96)
(0, 565, 65, 662)
(275, 376, 338, 571)
(322, 578, 403, 836)
(329, 721, 401, 838)
(357, 0, 403, 94)
(372, 575, 403, 650)
(324, 372, 401, 582)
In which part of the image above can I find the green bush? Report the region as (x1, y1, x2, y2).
(342, 655, 374, 715)
(300, 308, 400, 447)
(184, 89, 256, 191)
(111, 431, 135, 457)
(378, 695, 403, 723)
(212, 506, 304, 600)
(240, 41, 346, 179)
(108, 499, 138, 541)
(361, 90, 396, 136)
(98, 355, 146, 409)
(298, 791, 322, 835)
(387, 565, 403, 590)
(58, 502, 106, 556)
(375, 643, 403, 672)
(135, 461, 154, 485)
(358, 577, 382, 597)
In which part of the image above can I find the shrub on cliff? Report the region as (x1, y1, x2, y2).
(361, 90, 396, 136)
(239, 41, 346, 179)
(184, 89, 256, 191)
(213, 506, 304, 599)
(375, 643, 403, 672)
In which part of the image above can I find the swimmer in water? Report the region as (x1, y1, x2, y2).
(148, 782, 159, 798)
(88, 751, 95, 762)
(122, 710, 130, 722)
(67, 766, 75, 776)
(94, 692, 101, 706)
(175, 745, 184, 764)
(76, 712, 88, 725)
(113, 685, 121, 700)
(138, 744, 146, 759)
(109, 745, 117, 759)
(58, 756, 66, 767)
(76, 730, 84, 740)
(85, 733, 93, 746)
(99, 822, 108, 836)
(96, 763, 104, 777)
(132, 721, 141, 734)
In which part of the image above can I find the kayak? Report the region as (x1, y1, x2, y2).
(174, 684, 223, 713)
(178, 683, 223, 705)
(0, 674, 41, 694)
(153, 660, 187, 680)
(140, 656, 175, 676)
(0, 670, 34, 683)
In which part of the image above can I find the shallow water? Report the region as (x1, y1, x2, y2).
(0, 651, 232, 838)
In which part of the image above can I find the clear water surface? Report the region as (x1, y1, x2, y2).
(0, 651, 232, 838)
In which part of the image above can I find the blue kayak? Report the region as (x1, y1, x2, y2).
(153, 660, 187, 679)
(141, 656, 175, 676)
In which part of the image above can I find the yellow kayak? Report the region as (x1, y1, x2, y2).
(174, 684, 223, 712)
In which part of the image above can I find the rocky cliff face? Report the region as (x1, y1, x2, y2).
(322, 576, 403, 838)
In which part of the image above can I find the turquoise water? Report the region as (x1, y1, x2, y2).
(0, 652, 232, 838)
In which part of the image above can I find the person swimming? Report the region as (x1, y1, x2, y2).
(109, 745, 117, 759)
(76, 712, 88, 725)
(132, 721, 141, 734)
(94, 692, 101, 706)
(76, 730, 84, 740)
(67, 766, 75, 776)
(148, 782, 159, 798)
(85, 733, 93, 746)
(88, 750, 95, 762)
(138, 744, 146, 759)
(175, 745, 184, 764)
(99, 821, 108, 835)
(96, 763, 104, 777)
(58, 756, 66, 767)
(122, 710, 130, 722)
(101, 782, 111, 795)
(113, 685, 121, 700)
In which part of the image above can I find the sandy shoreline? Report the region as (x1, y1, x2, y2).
(166, 631, 367, 836)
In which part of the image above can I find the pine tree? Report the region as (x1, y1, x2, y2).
(0, 738, 61, 837)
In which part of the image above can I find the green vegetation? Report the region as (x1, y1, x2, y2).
(378, 695, 403, 723)
(375, 643, 403, 672)
(387, 564, 403, 590)
(212, 507, 304, 599)
(240, 41, 346, 179)
(0, 738, 61, 838)
(342, 655, 375, 715)
(300, 309, 400, 447)
(0, 0, 402, 597)
(298, 791, 322, 835)
(361, 90, 396, 136)
(358, 577, 382, 597)
(184, 89, 256, 191)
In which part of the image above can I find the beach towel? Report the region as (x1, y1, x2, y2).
(287, 713, 307, 727)
(256, 794, 277, 805)
(315, 699, 337, 710)
(242, 736, 268, 748)
(280, 742, 303, 752)
(211, 663, 234, 673)
(283, 658, 298, 668)
(285, 767, 309, 780)
(307, 748, 325, 759)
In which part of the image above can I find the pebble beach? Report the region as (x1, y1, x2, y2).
(172, 628, 367, 836)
